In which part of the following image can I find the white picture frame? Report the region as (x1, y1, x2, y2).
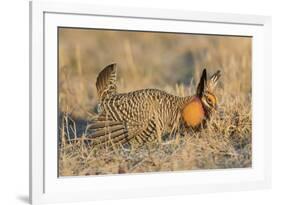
(29, 1, 272, 204)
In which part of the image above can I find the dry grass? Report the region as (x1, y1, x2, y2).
(58, 28, 252, 176)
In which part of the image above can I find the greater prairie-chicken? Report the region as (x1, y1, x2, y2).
(86, 63, 221, 149)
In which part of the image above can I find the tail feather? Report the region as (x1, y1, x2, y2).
(96, 63, 117, 100)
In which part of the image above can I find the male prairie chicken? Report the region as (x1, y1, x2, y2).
(86, 63, 221, 149)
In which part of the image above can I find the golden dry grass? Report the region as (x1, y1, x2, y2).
(58, 28, 252, 176)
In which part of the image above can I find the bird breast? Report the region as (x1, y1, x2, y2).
(182, 97, 205, 127)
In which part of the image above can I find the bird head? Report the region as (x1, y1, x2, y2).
(196, 68, 221, 117)
(182, 69, 221, 128)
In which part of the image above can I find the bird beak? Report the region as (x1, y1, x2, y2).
(214, 104, 218, 111)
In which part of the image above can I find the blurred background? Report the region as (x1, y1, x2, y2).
(58, 28, 251, 119)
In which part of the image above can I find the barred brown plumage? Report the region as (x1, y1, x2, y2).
(86, 63, 221, 150)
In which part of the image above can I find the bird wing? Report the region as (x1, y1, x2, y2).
(86, 92, 161, 149)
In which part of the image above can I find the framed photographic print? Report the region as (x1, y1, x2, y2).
(29, 1, 271, 204)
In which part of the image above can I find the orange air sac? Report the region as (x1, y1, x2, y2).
(182, 98, 205, 127)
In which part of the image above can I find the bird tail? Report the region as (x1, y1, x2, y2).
(96, 63, 117, 100)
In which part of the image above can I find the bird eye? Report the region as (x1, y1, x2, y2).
(206, 97, 212, 105)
